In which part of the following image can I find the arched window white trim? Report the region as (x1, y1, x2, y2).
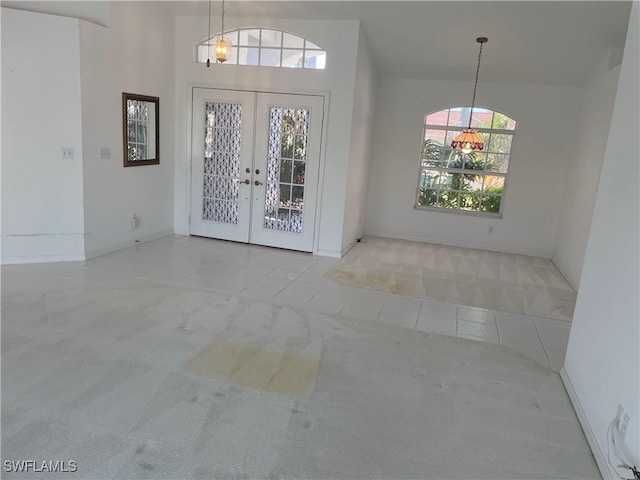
(196, 28, 326, 70)
(415, 107, 517, 216)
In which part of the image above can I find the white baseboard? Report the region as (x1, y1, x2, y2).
(84, 230, 174, 260)
(550, 257, 580, 292)
(560, 367, 613, 480)
(364, 230, 550, 259)
(316, 249, 342, 259)
(341, 240, 357, 257)
(1, 253, 86, 265)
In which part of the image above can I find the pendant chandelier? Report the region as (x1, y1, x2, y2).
(206, 0, 231, 67)
(451, 37, 488, 154)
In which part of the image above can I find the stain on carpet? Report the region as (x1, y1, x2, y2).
(185, 343, 320, 396)
(326, 268, 408, 295)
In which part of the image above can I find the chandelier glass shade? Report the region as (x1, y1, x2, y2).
(214, 36, 231, 63)
(451, 128, 484, 154)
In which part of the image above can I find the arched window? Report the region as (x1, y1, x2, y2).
(196, 28, 326, 70)
(416, 107, 517, 216)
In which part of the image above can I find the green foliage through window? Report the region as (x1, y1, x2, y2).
(416, 107, 516, 215)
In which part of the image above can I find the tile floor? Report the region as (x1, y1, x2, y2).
(2, 235, 571, 371)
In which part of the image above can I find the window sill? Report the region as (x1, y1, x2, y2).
(414, 205, 503, 219)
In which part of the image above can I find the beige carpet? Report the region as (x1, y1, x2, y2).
(3, 280, 597, 479)
(327, 237, 576, 320)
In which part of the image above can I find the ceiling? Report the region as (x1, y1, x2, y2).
(2, 1, 632, 86)
(167, 0, 632, 85)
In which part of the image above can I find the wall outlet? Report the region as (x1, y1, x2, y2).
(131, 213, 140, 230)
(61, 147, 74, 160)
(488, 225, 494, 233)
(616, 404, 631, 439)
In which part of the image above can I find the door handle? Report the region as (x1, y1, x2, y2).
(254, 180, 264, 186)
(240, 179, 251, 185)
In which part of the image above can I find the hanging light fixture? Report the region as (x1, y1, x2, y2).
(213, 0, 231, 63)
(451, 37, 488, 154)
(205, 0, 231, 67)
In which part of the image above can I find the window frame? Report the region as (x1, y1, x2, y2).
(122, 92, 160, 168)
(196, 28, 326, 70)
(414, 107, 516, 218)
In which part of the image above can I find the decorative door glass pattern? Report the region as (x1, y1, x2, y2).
(202, 102, 242, 224)
(264, 107, 309, 233)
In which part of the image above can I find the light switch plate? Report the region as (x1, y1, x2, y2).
(99, 147, 111, 160)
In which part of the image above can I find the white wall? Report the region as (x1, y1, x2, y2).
(174, 16, 359, 257)
(552, 53, 620, 289)
(1, 8, 85, 263)
(0, 1, 109, 28)
(563, 3, 639, 475)
(80, 2, 176, 257)
(341, 28, 377, 254)
(364, 77, 581, 258)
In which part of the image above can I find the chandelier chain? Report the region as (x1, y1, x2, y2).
(206, 0, 212, 66)
(221, 0, 226, 36)
(469, 40, 484, 128)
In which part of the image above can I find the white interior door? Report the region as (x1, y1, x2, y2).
(250, 93, 324, 252)
(190, 89, 324, 253)
(190, 88, 255, 242)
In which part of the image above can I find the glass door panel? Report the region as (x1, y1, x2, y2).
(190, 89, 255, 242)
(250, 93, 324, 252)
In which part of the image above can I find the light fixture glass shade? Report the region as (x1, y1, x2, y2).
(451, 128, 484, 154)
(214, 37, 231, 63)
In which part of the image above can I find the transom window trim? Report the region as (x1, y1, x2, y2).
(425, 106, 517, 131)
(196, 28, 326, 70)
(415, 107, 517, 216)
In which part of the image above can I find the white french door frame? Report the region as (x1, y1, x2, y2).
(185, 83, 330, 254)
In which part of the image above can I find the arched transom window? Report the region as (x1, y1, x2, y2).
(416, 107, 517, 216)
(196, 28, 326, 69)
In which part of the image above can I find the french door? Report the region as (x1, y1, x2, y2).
(190, 88, 324, 252)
